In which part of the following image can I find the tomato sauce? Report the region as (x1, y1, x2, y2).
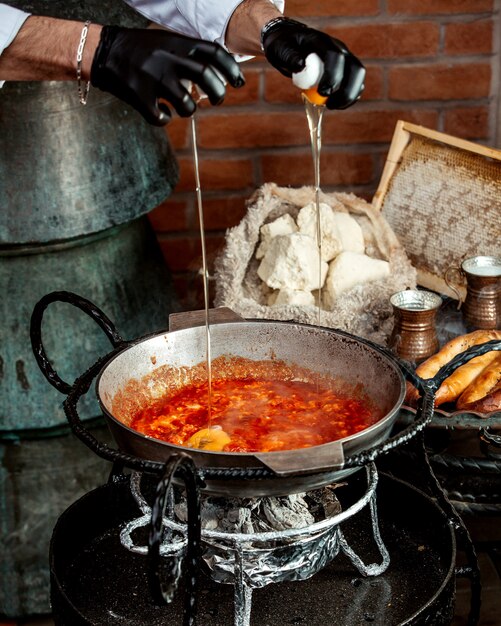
(129, 375, 378, 453)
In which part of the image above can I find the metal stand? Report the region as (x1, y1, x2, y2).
(120, 464, 389, 626)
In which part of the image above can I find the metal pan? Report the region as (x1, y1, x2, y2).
(97, 317, 406, 496)
(32, 292, 501, 497)
(31, 292, 407, 496)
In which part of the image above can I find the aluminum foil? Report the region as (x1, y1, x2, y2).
(202, 526, 341, 587)
(121, 465, 389, 590)
(172, 486, 342, 586)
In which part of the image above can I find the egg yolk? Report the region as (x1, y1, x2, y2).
(303, 88, 328, 106)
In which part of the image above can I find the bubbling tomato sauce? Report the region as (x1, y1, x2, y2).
(129, 374, 379, 453)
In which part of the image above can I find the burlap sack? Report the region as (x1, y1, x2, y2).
(214, 184, 417, 345)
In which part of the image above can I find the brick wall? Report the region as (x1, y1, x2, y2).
(148, 0, 501, 310)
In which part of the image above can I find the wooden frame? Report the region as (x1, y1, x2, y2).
(372, 121, 501, 298)
(372, 120, 501, 212)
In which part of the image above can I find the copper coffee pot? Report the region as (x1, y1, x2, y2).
(388, 289, 443, 363)
(445, 255, 501, 330)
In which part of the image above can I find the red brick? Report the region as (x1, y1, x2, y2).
(171, 274, 207, 311)
(148, 198, 189, 232)
(226, 70, 261, 105)
(198, 70, 261, 107)
(159, 234, 225, 273)
(200, 195, 248, 230)
(264, 71, 311, 105)
(159, 236, 197, 272)
(198, 109, 439, 149)
(286, 0, 379, 16)
(198, 112, 310, 149)
(444, 106, 490, 139)
(360, 66, 385, 101)
(387, 0, 493, 15)
(389, 63, 491, 100)
(166, 117, 190, 150)
(264, 65, 383, 103)
(261, 151, 374, 186)
(176, 273, 223, 310)
(175, 157, 254, 192)
(322, 109, 439, 144)
(328, 22, 439, 59)
(444, 19, 494, 55)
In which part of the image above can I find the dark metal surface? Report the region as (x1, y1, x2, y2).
(398, 407, 501, 429)
(49, 472, 459, 626)
(0, 424, 114, 617)
(0, 0, 178, 244)
(1, 6, 179, 616)
(0, 79, 178, 244)
(0, 219, 178, 432)
(148, 455, 201, 625)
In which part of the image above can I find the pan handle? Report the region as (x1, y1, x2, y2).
(168, 306, 245, 332)
(424, 339, 501, 392)
(30, 290, 125, 395)
(149, 454, 201, 625)
(255, 441, 345, 475)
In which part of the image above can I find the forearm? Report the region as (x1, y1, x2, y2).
(0, 15, 101, 81)
(225, 0, 282, 56)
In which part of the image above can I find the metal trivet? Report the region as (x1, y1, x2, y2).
(119, 463, 388, 626)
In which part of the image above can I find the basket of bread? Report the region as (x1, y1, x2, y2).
(406, 329, 501, 415)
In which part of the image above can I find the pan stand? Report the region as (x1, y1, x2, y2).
(119, 463, 389, 626)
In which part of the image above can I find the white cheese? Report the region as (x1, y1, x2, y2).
(257, 233, 328, 291)
(255, 214, 298, 259)
(325, 251, 390, 306)
(332, 212, 365, 254)
(272, 288, 316, 306)
(297, 202, 342, 262)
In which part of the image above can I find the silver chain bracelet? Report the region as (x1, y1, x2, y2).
(76, 20, 91, 105)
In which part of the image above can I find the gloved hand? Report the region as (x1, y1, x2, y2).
(262, 18, 365, 110)
(91, 26, 245, 126)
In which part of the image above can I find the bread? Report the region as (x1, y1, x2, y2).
(434, 350, 500, 407)
(416, 329, 501, 379)
(457, 380, 501, 413)
(405, 329, 501, 406)
(456, 354, 501, 409)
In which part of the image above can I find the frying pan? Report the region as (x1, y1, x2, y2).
(31, 291, 499, 497)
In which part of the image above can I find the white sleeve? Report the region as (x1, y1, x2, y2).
(0, 4, 31, 87)
(122, 0, 285, 47)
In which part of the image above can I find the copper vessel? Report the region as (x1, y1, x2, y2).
(388, 290, 442, 363)
(446, 256, 501, 330)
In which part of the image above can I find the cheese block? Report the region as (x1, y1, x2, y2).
(257, 233, 328, 291)
(332, 212, 365, 254)
(297, 202, 342, 261)
(255, 214, 298, 259)
(325, 251, 390, 305)
(271, 288, 316, 306)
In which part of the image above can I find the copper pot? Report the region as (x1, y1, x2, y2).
(388, 289, 442, 363)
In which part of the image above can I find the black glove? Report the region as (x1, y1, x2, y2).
(262, 18, 365, 110)
(91, 26, 245, 126)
